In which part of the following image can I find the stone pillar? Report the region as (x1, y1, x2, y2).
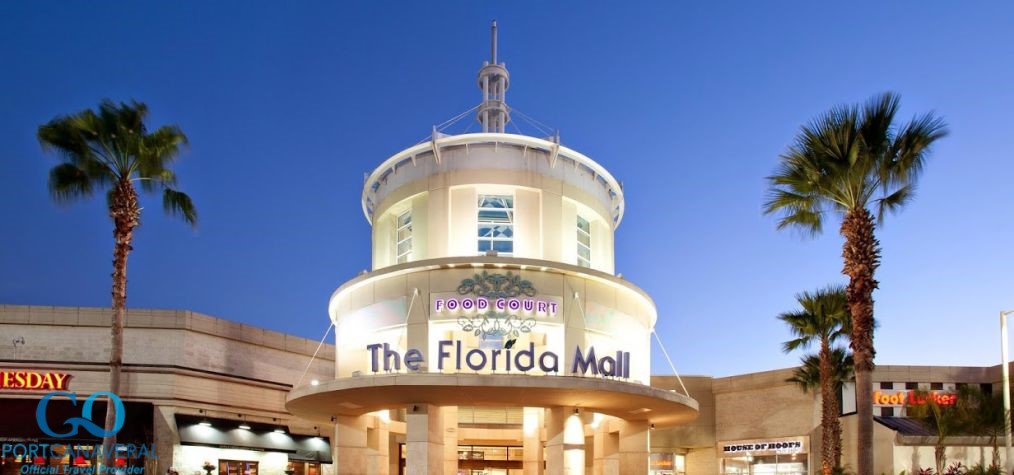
(405, 404, 446, 474)
(366, 413, 390, 475)
(335, 415, 370, 474)
(523, 407, 544, 475)
(442, 406, 458, 474)
(617, 420, 649, 474)
(152, 406, 177, 475)
(545, 407, 584, 475)
(592, 418, 618, 475)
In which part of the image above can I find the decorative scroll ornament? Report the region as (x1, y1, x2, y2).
(455, 271, 537, 345)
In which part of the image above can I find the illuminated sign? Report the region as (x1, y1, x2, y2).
(720, 437, 806, 456)
(873, 390, 957, 406)
(366, 341, 632, 378)
(432, 272, 561, 343)
(0, 371, 71, 391)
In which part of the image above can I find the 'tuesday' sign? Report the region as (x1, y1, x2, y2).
(0, 371, 71, 390)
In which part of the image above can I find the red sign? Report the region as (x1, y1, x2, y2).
(0, 371, 71, 390)
(873, 390, 957, 406)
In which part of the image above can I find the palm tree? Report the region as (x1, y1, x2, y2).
(37, 100, 196, 458)
(779, 286, 851, 475)
(955, 386, 1006, 468)
(906, 389, 967, 474)
(786, 347, 854, 473)
(765, 92, 947, 475)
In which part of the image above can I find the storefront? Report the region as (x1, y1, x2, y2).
(718, 437, 808, 475)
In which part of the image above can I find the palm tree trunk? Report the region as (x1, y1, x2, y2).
(103, 179, 139, 462)
(820, 341, 835, 475)
(841, 208, 880, 475)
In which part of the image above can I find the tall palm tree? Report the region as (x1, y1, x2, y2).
(786, 347, 854, 473)
(779, 286, 851, 475)
(38, 100, 196, 457)
(765, 92, 947, 475)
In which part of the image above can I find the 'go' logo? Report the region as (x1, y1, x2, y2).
(36, 391, 125, 438)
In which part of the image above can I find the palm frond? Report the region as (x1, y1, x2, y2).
(163, 188, 197, 227)
(48, 163, 94, 202)
(766, 92, 947, 233)
(875, 184, 915, 222)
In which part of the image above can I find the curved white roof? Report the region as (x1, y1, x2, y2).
(361, 132, 626, 227)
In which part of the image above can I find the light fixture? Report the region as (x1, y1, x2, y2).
(199, 420, 212, 427)
(650, 423, 655, 430)
(273, 428, 286, 434)
(310, 379, 320, 386)
(238, 424, 251, 430)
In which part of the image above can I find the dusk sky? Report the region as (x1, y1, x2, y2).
(2, 2, 1012, 377)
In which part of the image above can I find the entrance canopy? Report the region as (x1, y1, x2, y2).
(286, 373, 699, 428)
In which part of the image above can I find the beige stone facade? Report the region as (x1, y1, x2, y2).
(4, 304, 1013, 475)
(0, 304, 335, 475)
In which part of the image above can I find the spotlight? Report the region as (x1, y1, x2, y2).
(238, 424, 251, 430)
(274, 428, 286, 434)
(310, 379, 320, 386)
(199, 420, 212, 427)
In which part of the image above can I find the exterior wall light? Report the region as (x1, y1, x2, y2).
(238, 424, 251, 430)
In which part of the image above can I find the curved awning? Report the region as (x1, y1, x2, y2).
(286, 373, 698, 429)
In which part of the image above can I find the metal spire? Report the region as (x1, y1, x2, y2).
(491, 20, 497, 64)
(477, 20, 510, 133)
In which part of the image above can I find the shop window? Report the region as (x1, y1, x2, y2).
(396, 210, 412, 263)
(982, 383, 994, 395)
(879, 382, 893, 390)
(477, 194, 514, 256)
(905, 382, 918, 390)
(288, 462, 319, 475)
(881, 407, 895, 417)
(931, 382, 943, 390)
(576, 215, 591, 268)
(721, 454, 807, 474)
(219, 460, 258, 475)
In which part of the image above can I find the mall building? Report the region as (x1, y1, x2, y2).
(1, 22, 1011, 475)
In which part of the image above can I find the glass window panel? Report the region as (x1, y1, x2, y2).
(578, 246, 591, 260)
(478, 209, 510, 221)
(577, 232, 590, 247)
(577, 216, 590, 233)
(397, 240, 411, 255)
(478, 194, 514, 255)
(397, 212, 411, 227)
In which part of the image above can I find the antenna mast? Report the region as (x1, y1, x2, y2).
(477, 20, 510, 133)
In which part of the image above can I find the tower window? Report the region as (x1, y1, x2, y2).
(477, 195, 513, 255)
(396, 210, 412, 263)
(576, 216, 591, 268)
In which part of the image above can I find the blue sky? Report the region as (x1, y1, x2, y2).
(2, 2, 1012, 377)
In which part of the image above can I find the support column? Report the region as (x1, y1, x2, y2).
(592, 418, 618, 475)
(152, 406, 176, 475)
(545, 407, 584, 475)
(335, 415, 370, 475)
(617, 420, 649, 474)
(523, 407, 545, 475)
(442, 406, 459, 474)
(406, 404, 446, 475)
(366, 412, 390, 475)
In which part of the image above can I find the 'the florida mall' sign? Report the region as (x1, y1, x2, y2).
(366, 271, 633, 379)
